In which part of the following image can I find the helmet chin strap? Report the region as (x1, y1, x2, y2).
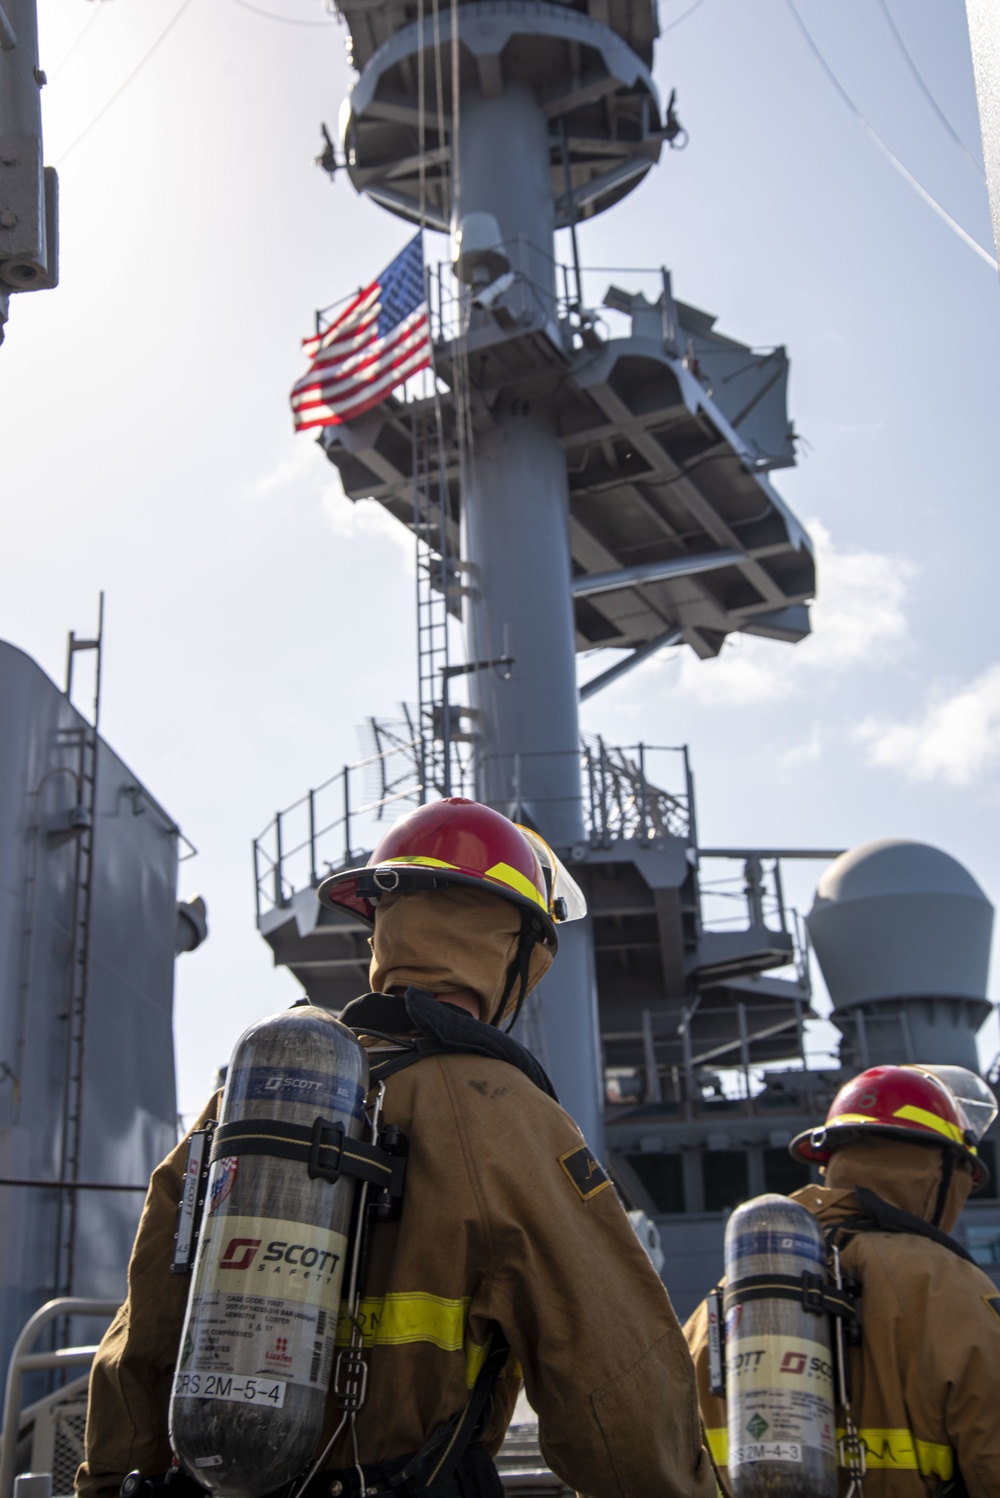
(931, 1147, 955, 1227)
(498, 913, 539, 1033)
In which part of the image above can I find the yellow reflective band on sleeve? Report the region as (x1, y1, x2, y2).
(337, 1292, 469, 1351)
(704, 1428, 727, 1465)
(892, 1104, 967, 1147)
(702, 1427, 951, 1479)
(335, 1293, 487, 1389)
(915, 1440, 954, 1479)
(484, 861, 547, 910)
(836, 1429, 954, 1478)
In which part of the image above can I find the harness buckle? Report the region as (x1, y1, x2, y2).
(332, 1343, 369, 1410)
(801, 1270, 827, 1314)
(308, 1117, 345, 1182)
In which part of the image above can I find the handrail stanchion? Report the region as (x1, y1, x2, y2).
(0, 1297, 121, 1498)
(638, 741, 648, 841)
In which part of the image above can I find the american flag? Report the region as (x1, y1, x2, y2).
(290, 234, 431, 431)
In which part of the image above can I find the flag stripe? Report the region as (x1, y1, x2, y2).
(293, 329, 430, 418)
(301, 283, 381, 358)
(291, 312, 428, 406)
(295, 348, 432, 430)
(291, 233, 428, 433)
(297, 342, 431, 421)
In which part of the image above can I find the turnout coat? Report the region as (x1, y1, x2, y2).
(78, 996, 716, 1498)
(683, 1139, 1000, 1497)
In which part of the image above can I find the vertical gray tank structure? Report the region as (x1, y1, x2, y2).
(807, 839, 995, 1072)
(258, 0, 819, 1161)
(0, 637, 206, 1387)
(0, 0, 60, 344)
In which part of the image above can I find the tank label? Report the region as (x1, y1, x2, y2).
(732, 1440, 802, 1465)
(179, 1214, 348, 1391)
(229, 1065, 366, 1119)
(172, 1371, 287, 1408)
(728, 1335, 836, 1464)
(728, 1230, 825, 1265)
(728, 1335, 834, 1394)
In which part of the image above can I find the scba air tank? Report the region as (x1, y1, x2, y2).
(724, 1195, 837, 1498)
(169, 1006, 368, 1497)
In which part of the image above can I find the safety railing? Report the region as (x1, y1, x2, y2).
(427, 234, 571, 345)
(0, 1298, 119, 1498)
(253, 730, 693, 919)
(253, 730, 435, 920)
(696, 855, 808, 976)
(603, 994, 830, 1118)
(582, 737, 691, 846)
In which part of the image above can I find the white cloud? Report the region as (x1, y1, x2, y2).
(855, 665, 1000, 786)
(250, 442, 323, 498)
(778, 726, 824, 767)
(671, 519, 915, 707)
(322, 490, 416, 568)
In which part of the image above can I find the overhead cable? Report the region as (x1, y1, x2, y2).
(783, 0, 997, 273)
(55, 0, 197, 164)
(875, 0, 985, 183)
(228, 0, 336, 25)
(661, 0, 709, 34)
(50, 1, 106, 81)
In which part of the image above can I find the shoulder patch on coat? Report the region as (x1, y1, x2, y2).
(559, 1144, 611, 1200)
(984, 1295, 1000, 1325)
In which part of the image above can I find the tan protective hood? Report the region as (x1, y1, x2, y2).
(368, 885, 553, 1025)
(822, 1134, 973, 1233)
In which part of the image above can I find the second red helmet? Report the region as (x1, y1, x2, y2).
(790, 1064, 991, 1185)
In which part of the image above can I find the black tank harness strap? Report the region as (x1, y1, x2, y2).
(825, 1185, 976, 1265)
(340, 988, 559, 1101)
(208, 1118, 406, 1198)
(381, 1331, 511, 1495)
(723, 1271, 859, 1330)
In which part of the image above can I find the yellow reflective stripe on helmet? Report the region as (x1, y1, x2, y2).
(826, 1112, 880, 1128)
(892, 1103, 967, 1147)
(704, 1428, 952, 1478)
(335, 1292, 486, 1389)
(484, 860, 547, 910)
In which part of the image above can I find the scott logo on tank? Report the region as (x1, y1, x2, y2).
(218, 1236, 342, 1278)
(264, 1073, 323, 1092)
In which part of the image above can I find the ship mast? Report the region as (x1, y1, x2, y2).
(263, 0, 818, 1153)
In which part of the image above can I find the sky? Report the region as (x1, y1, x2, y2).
(1, 0, 998, 1123)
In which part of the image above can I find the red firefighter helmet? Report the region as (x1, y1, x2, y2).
(790, 1064, 991, 1186)
(317, 798, 577, 948)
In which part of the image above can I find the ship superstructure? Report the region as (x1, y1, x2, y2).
(251, 0, 1000, 1330)
(263, 0, 817, 1159)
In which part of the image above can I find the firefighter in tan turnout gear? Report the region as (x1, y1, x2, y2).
(683, 1063, 1000, 1497)
(79, 798, 716, 1498)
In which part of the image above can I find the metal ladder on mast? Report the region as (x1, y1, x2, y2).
(54, 599, 104, 1302)
(413, 407, 453, 799)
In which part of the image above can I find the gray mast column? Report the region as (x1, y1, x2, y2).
(455, 83, 605, 1152)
